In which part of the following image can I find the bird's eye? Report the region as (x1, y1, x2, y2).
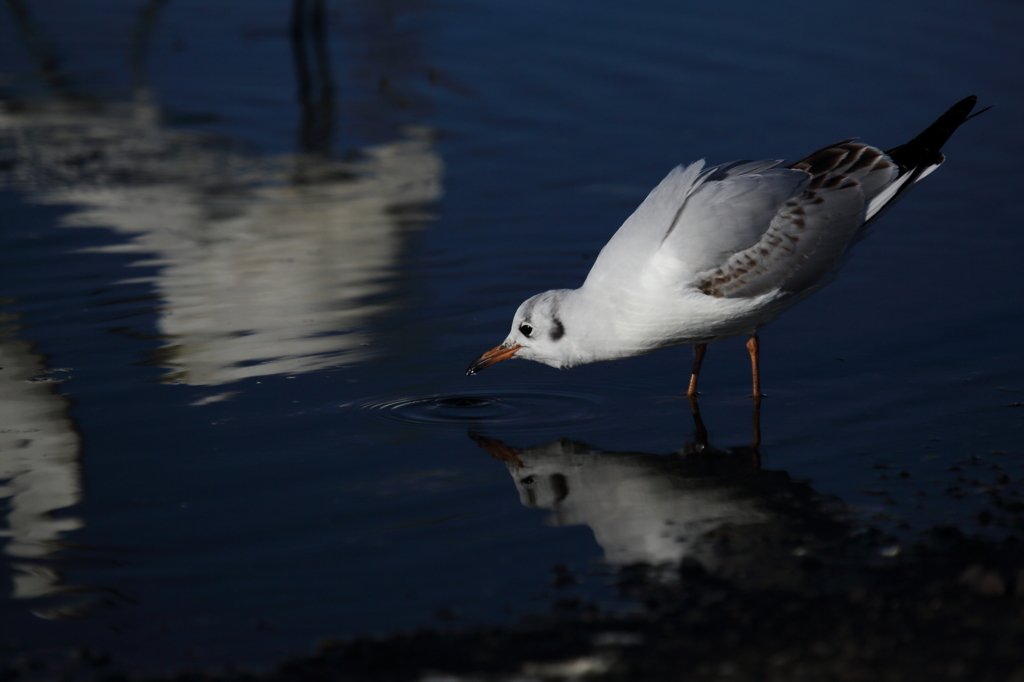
(519, 323, 533, 338)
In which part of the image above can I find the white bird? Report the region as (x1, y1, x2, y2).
(467, 96, 987, 397)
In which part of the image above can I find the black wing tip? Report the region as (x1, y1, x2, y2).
(939, 95, 979, 122)
(885, 95, 989, 172)
(965, 102, 995, 123)
(953, 94, 977, 110)
(944, 95, 996, 127)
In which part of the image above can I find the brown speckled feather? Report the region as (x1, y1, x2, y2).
(694, 141, 897, 299)
(690, 97, 984, 301)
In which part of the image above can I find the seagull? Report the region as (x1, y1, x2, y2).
(467, 96, 988, 397)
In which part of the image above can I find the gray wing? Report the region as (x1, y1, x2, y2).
(688, 142, 898, 298)
(663, 162, 806, 274)
(583, 159, 788, 289)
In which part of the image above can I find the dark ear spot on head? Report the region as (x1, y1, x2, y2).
(550, 317, 565, 340)
(549, 473, 569, 502)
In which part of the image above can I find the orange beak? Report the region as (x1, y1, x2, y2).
(469, 433, 524, 467)
(466, 344, 521, 375)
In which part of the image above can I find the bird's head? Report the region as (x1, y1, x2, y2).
(466, 290, 574, 374)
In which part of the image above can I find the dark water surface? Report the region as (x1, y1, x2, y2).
(2, 0, 1023, 673)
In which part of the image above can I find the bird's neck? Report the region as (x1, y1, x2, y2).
(559, 285, 671, 364)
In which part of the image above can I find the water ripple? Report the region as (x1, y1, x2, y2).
(348, 389, 609, 430)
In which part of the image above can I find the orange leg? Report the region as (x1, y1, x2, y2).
(746, 333, 764, 399)
(687, 343, 707, 397)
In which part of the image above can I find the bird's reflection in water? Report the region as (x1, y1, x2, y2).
(474, 401, 847, 585)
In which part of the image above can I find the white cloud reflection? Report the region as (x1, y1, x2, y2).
(1, 99, 442, 386)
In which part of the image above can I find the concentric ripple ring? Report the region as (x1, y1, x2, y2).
(349, 389, 608, 430)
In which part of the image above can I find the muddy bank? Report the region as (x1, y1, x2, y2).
(6, 505, 1024, 681)
(199, 531, 1024, 682)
